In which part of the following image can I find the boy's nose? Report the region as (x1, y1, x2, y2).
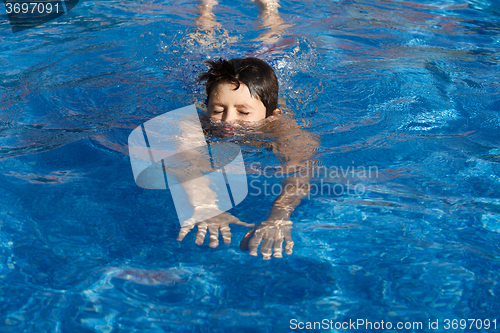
(222, 110, 236, 123)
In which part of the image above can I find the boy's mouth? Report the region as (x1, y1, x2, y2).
(222, 125, 235, 136)
(206, 123, 235, 138)
(206, 119, 261, 138)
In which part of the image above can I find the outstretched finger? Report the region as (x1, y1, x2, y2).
(273, 237, 284, 258)
(260, 237, 274, 260)
(195, 222, 208, 245)
(177, 225, 194, 241)
(208, 224, 220, 248)
(248, 230, 264, 256)
(220, 224, 232, 245)
(232, 219, 255, 228)
(283, 226, 294, 255)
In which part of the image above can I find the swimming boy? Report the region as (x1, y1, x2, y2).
(176, 57, 319, 259)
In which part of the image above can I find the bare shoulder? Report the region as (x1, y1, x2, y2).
(270, 114, 319, 146)
(260, 113, 300, 133)
(261, 114, 320, 167)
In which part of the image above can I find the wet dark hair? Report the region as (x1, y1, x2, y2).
(197, 57, 279, 117)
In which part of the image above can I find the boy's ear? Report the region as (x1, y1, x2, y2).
(273, 108, 283, 116)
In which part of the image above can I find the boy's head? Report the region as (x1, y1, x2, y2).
(198, 57, 280, 123)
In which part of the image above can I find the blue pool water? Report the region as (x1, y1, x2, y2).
(1, 0, 500, 331)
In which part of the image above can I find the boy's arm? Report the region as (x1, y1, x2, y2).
(241, 116, 319, 259)
(171, 116, 253, 247)
(267, 123, 317, 220)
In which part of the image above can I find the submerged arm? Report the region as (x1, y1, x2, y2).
(242, 117, 319, 258)
(171, 116, 253, 247)
(269, 118, 319, 219)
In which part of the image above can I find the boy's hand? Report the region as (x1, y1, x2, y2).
(177, 210, 254, 248)
(240, 219, 294, 260)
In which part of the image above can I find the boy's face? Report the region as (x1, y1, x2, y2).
(208, 82, 267, 123)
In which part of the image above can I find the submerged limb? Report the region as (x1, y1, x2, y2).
(195, 0, 220, 31)
(240, 219, 294, 259)
(177, 210, 254, 248)
(254, 0, 292, 44)
(239, 175, 309, 259)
